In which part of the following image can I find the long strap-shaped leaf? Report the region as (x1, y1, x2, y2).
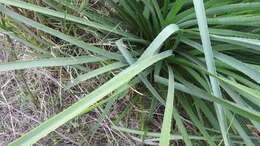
(116, 39, 165, 105)
(0, 56, 105, 72)
(115, 22, 180, 105)
(171, 57, 260, 103)
(113, 126, 219, 141)
(64, 62, 127, 90)
(9, 51, 172, 146)
(191, 0, 230, 145)
(0, 0, 138, 39)
(154, 76, 260, 123)
(179, 98, 216, 146)
(179, 2, 260, 23)
(159, 66, 175, 146)
(211, 34, 260, 52)
(222, 84, 260, 132)
(139, 24, 179, 60)
(113, 126, 260, 144)
(179, 15, 260, 28)
(0, 27, 50, 55)
(181, 38, 260, 84)
(159, 66, 193, 146)
(0, 5, 123, 61)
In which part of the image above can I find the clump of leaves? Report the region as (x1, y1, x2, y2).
(0, 0, 259, 145)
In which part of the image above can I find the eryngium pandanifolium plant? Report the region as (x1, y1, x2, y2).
(0, 0, 259, 145)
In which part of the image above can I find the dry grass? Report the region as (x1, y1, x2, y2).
(1, 1, 190, 145)
(0, 1, 163, 145)
(0, 1, 166, 145)
(0, 2, 96, 144)
(0, 32, 151, 145)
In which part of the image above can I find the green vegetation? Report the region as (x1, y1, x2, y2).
(0, 0, 259, 145)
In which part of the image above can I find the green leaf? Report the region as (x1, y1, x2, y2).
(211, 34, 260, 52)
(116, 39, 166, 105)
(165, 0, 187, 24)
(0, 5, 123, 61)
(64, 62, 127, 90)
(181, 2, 260, 23)
(0, 26, 50, 55)
(179, 98, 216, 146)
(159, 66, 175, 146)
(225, 111, 255, 146)
(112, 126, 216, 141)
(180, 15, 260, 28)
(0, 0, 136, 38)
(0, 56, 105, 72)
(218, 76, 260, 101)
(140, 24, 179, 60)
(154, 76, 260, 123)
(181, 38, 260, 84)
(191, 0, 229, 145)
(9, 51, 172, 146)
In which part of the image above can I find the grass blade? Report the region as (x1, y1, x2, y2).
(211, 34, 260, 52)
(9, 51, 172, 146)
(159, 66, 175, 146)
(0, 5, 123, 61)
(225, 111, 255, 146)
(0, 56, 105, 72)
(140, 24, 179, 60)
(181, 2, 260, 23)
(0, 27, 50, 55)
(0, 0, 136, 38)
(113, 126, 216, 141)
(182, 38, 260, 84)
(64, 62, 127, 90)
(191, 0, 229, 145)
(116, 39, 166, 105)
(154, 76, 260, 123)
(179, 98, 216, 146)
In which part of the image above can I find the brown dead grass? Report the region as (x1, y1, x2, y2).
(0, 36, 134, 145)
